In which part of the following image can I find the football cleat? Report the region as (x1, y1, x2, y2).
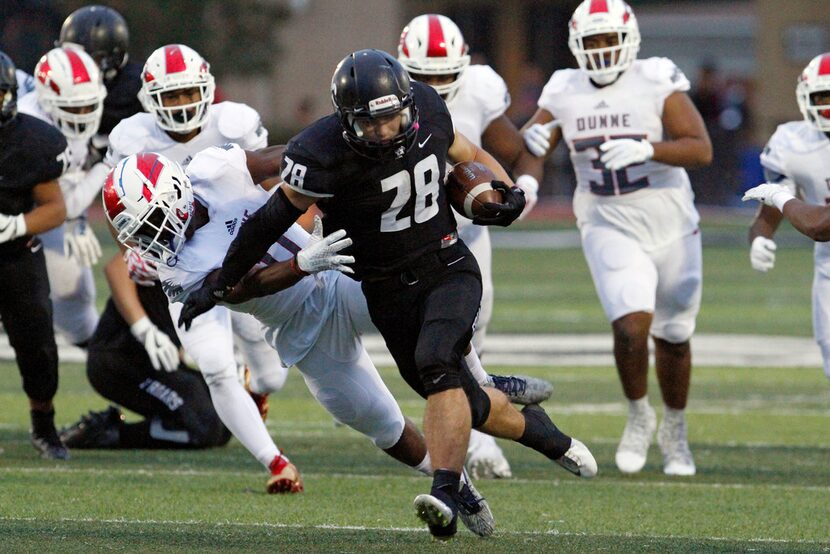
(243, 367, 269, 421)
(486, 374, 553, 405)
(615, 403, 657, 474)
(60, 406, 123, 449)
(267, 453, 304, 494)
(414, 491, 458, 540)
(30, 409, 69, 460)
(657, 413, 696, 476)
(555, 438, 598, 478)
(457, 469, 495, 537)
(466, 430, 512, 479)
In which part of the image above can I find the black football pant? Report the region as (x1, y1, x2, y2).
(87, 347, 230, 449)
(361, 241, 491, 426)
(0, 246, 59, 402)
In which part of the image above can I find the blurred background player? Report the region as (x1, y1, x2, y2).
(398, 13, 548, 480)
(104, 43, 290, 492)
(0, 50, 69, 459)
(57, 5, 144, 146)
(19, 46, 108, 348)
(60, 246, 231, 451)
(521, 0, 712, 476)
(746, 52, 830, 385)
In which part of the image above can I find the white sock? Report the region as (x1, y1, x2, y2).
(414, 452, 432, 476)
(662, 406, 685, 424)
(236, 337, 289, 394)
(464, 345, 489, 386)
(207, 374, 280, 469)
(628, 396, 651, 414)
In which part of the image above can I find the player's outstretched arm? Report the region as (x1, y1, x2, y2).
(14, 180, 66, 237)
(744, 183, 830, 242)
(178, 185, 315, 330)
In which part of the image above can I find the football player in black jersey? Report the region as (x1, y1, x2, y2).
(179, 50, 596, 539)
(58, 5, 143, 139)
(0, 51, 70, 460)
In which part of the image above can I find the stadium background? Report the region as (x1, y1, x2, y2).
(1, 1, 829, 551)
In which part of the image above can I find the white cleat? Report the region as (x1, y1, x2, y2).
(615, 403, 657, 474)
(457, 469, 495, 537)
(555, 438, 598, 478)
(658, 413, 696, 476)
(466, 430, 512, 479)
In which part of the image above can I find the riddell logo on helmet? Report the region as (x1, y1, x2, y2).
(369, 94, 400, 114)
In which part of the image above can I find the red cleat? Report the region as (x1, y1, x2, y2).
(267, 453, 304, 494)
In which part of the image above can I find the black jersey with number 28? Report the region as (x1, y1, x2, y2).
(281, 81, 457, 279)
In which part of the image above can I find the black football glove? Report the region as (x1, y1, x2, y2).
(178, 281, 228, 331)
(472, 181, 527, 227)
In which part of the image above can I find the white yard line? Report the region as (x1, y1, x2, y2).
(0, 515, 826, 545)
(2, 466, 829, 493)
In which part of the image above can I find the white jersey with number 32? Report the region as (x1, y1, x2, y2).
(538, 57, 699, 250)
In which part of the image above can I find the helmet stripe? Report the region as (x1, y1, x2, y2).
(426, 15, 448, 58)
(164, 45, 187, 74)
(819, 54, 830, 76)
(589, 0, 610, 14)
(135, 153, 163, 201)
(64, 48, 91, 84)
(36, 58, 61, 95)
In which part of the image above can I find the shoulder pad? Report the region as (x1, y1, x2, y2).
(464, 65, 510, 111)
(636, 57, 690, 91)
(16, 93, 50, 124)
(216, 102, 262, 140)
(187, 144, 250, 208)
(108, 113, 155, 157)
(767, 121, 826, 155)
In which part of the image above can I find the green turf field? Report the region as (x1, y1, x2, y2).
(2, 221, 829, 552)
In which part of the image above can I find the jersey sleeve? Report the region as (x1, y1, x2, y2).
(537, 69, 575, 116)
(759, 126, 792, 180)
(104, 115, 151, 168)
(640, 57, 691, 104)
(186, 143, 251, 209)
(471, 66, 510, 127)
(217, 102, 268, 150)
(280, 139, 338, 198)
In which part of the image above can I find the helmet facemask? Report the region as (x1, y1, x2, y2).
(570, 30, 639, 85)
(141, 80, 214, 134)
(48, 96, 105, 140)
(797, 77, 830, 133)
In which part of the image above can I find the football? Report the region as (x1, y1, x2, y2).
(445, 161, 503, 219)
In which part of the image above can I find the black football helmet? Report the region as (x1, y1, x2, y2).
(0, 50, 17, 126)
(331, 49, 419, 160)
(58, 5, 129, 81)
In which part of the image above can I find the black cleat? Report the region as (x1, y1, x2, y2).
(487, 374, 553, 405)
(60, 406, 123, 449)
(30, 409, 69, 460)
(414, 488, 458, 540)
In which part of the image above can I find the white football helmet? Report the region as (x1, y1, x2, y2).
(797, 53, 830, 132)
(569, 0, 640, 85)
(398, 14, 470, 102)
(102, 152, 194, 264)
(34, 46, 106, 140)
(138, 44, 215, 133)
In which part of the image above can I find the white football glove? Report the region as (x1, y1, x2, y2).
(124, 248, 159, 286)
(64, 217, 102, 266)
(742, 183, 796, 211)
(750, 236, 777, 273)
(523, 122, 554, 157)
(0, 213, 26, 244)
(514, 174, 539, 220)
(295, 215, 355, 274)
(130, 316, 180, 372)
(599, 138, 654, 171)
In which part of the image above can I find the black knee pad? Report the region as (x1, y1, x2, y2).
(465, 383, 491, 428)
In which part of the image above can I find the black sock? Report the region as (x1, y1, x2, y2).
(30, 408, 56, 436)
(516, 404, 572, 460)
(431, 469, 461, 498)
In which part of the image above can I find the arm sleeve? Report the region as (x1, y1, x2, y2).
(61, 162, 109, 219)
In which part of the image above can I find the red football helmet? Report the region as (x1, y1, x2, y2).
(102, 152, 194, 263)
(139, 44, 215, 133)
(398, 14, 470, 102)
(797, 53, 830, 132)
(34, 46, 107, 139)
(569, 0, 640, 85)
